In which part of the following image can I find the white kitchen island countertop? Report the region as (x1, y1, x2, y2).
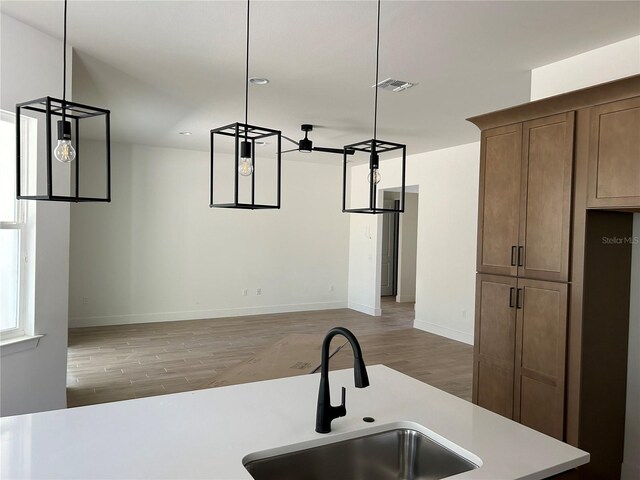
(0, 365, 588, 479)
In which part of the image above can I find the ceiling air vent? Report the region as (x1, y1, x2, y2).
(373, 78, 417, 92)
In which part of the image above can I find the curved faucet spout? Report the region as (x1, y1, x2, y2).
(316, 327, 370, 434)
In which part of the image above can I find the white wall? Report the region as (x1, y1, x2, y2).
(530, 37, 640, 480)
(68, 142, 350, 327)
(531, 36, 640, 101)
(347, 143, 480, 344)
(397, 192, 418, 303)
(0, 14, 71, 416)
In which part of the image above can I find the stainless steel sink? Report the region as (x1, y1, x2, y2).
(243, 427, 479, 480)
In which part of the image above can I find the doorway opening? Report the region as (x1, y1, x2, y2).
(380, 189, 419, 313)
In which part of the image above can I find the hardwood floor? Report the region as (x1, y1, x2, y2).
(67, 298, 472, 407)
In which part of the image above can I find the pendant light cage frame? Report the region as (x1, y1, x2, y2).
(16, 96, 111, 202)
(15, 0, 112, 203)
(209, 0, 282, 211)
(209, 122, 282, 210)
(342, 139, 406, 214)
(342, 0, 407, 215)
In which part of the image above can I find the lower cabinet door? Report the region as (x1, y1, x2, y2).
(513, 278, 568, 440)
(473, 274, 518, 419)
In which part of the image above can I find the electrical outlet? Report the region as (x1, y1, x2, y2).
(242, 289, 248, 297)
(329, 285, 334, 292)
(256, 288, 262, 296)
(82, 296, 89, 305)
(462, 309, 467, 319)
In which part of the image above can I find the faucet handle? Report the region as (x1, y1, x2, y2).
(341, 386, 346, 408)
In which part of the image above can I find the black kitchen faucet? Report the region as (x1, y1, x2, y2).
(315, 327, 370, 434)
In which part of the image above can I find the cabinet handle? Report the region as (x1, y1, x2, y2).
(517, 246, 524, 267)
(509, 287, 515, 308)
(510, 246, 517, 266)
(516, 288, 523, 309)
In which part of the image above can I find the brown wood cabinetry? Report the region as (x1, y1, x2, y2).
(588, 96, 640, 209)
(477, 114, 574, 282)
(469, 75, 640, 480)
(473, 274, 567, 440)
(477, 125, 522, 277)
(513, 278, 567, 440)
(519, 114, 574, 282)
(473, 274, 517, 418)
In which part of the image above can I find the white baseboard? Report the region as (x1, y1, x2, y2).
(69, 301, 348, 328)
(622, 461, 640, 480)
(348, 302, 382, 317)
(414, 319, 474, 345)
(395, 295, 416, 303)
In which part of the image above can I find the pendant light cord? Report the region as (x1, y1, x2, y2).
(373, 0, 381, 141)
(62, 0, 68, 120)
(244, 0, 250, 140)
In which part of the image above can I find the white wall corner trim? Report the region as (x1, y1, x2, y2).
(69, 302, 347, 328)
(347, 302, 382, 317)
(414, 319, 473, 345)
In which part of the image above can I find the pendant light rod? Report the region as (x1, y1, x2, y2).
(373, 0, 381, 141)
(62, 0, 68, 117)
(244, 0, 250, 138)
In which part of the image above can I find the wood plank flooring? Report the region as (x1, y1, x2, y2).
(67, 298, 472, 407)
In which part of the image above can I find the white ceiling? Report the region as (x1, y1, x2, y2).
(2, 1, 639, 158)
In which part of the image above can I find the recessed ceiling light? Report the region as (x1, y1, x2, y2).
(249, 77, 269, 85)
(179, 131, 192, 136)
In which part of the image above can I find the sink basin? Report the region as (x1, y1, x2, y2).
(243, 427, 479, 480)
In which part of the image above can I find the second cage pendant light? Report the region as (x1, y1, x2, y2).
(342, 0, 406, 214)
(209, 0, 282, 210)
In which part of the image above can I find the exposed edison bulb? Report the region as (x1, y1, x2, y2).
(238, 158, 254, 176)
(368, 169, 381, 185)
(54, 120, 76, 163)
(238, 140, 253, 176)
(54, 139, 76, 163)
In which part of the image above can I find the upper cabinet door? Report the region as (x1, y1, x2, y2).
(519, 113, 574, 282)
(477, 124, 522, 277)
(588, 96, 640, 209)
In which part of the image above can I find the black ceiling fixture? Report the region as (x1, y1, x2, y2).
(16, 0, 111, 203)
(209, 0, 281, 210)
(282, 124, 355, 156)
(342, 0, 406, 215)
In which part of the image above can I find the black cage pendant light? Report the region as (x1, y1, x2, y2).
(16, 0, 111, 202)
(342, 0, 406, 214)
(209, 0, 282, 210)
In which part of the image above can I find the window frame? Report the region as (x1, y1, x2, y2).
(1, 110, 34, 341)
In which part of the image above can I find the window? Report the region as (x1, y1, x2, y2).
(0, 110, 33, 340)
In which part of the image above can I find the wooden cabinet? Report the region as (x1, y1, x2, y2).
(477, 113, 574, 282)
(519, 113, 574, 282)
(477, 125, 522, 277)
(514, 278, 567, 440)
(587, 96, 640, 209)
(474, 274, 567, 439)
(473, 274, 517, 418)
(469, 75, 640, 480)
